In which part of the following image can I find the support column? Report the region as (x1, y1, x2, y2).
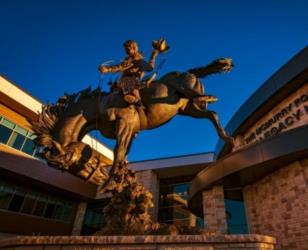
(136, 170, 159, 220)
(202, 185, 227, 234)
(71, 201, 87, 235)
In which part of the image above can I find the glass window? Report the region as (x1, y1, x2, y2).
(0, 124, 12, 144)
(82, 199, 109, 235)
(173, 183, 189, 200)
(33, 146, 44, 159)
(61, 205, 74, 222)
(0, 116, 42, 158)
(0, 180, 76, 222)
(196, 217, 204, 229)
(52, 203, 64, 220)
(32, 200, 46, 216)
(7, 131, 26, 150)
(15, 186, 27, 196)
(172, 218, 190, 226)
(158, 176, 204, 229)
(20, 194, 36, 214)
(3, 184, 15, 193)
(36, 194, 49, 203)
(21, 138, 36, 155)
(44, 203, 56, 218)
(173, 205, 189, 220)
(158, 207, 173, 221)
(0, 191, 13, 210)
(224, 189, 249, 234)
(8, 194, 24, 212)
(0, 183, 15, 210)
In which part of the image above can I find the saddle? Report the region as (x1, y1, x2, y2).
(110, 73, 157, 104)
(118, 73, 157, 92)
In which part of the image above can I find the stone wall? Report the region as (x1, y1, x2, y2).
(244, 158, 308, 250)
(202, 185, 228, 234)
(136, 170, 159, 220)
(0, 235, 276, 250)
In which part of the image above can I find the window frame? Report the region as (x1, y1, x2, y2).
(0, 115, 39, 157)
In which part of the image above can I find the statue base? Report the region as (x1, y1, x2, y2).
(0, 234, 276, 250)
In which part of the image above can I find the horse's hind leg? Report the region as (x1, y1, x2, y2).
(205, 111, 234, 146)
(99, 105, 141, 192)
(180, 104, 234, 147)
(98, 118, 134, 192)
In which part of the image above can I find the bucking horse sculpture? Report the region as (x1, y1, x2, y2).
(31, 57, 234, 234)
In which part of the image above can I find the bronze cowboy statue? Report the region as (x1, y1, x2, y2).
(31, 37, 234, 188)
(31, 38, 235, 234)
(99, 39, 169, 107)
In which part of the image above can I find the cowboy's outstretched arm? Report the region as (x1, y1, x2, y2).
(148, 49, 159, 70)
(146, 38, 168, 71)
(98, 59, 132, 73)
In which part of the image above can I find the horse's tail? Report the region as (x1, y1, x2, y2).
(188, 58, 233, 78)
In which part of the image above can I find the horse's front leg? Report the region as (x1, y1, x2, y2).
(98, 107, 139, 192)
(98, 118, 134, 193)
(180, 103, 234, 147)
(113, 118, 134, 169)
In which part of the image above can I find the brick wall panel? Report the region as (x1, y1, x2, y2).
(244, 158, 308, 250)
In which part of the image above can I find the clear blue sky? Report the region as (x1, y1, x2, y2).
(1, 0, 307, 161)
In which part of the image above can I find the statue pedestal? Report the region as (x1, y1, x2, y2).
(0, 234, 276, 250)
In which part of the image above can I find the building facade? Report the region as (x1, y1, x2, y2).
(189, 47, 308, 249)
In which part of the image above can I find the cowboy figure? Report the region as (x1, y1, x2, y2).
(98, 39, 168, 105)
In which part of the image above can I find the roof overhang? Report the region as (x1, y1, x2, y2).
(0, 145, 99, 199)
(189, 125, 308, 217)
(129, 153, 215, 178)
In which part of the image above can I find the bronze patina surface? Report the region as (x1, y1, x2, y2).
(31, 39, 234, 234)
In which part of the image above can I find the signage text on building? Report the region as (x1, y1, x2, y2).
(244, 91, 308, 145)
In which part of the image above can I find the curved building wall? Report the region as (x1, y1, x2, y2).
(234, 83, 308, 151)
(216, 47, 308, 157)
(189, 47, 308, 250)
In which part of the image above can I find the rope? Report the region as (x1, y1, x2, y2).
(94, 73, 105, 151)
(86, 73, 104, 183)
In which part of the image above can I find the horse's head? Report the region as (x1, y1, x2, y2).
(188, 58, 233, 79)
(213, 58, 233, 73)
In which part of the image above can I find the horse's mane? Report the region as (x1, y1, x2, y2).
(31, 86, 108, 148)
(56, 86, 108, 113)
